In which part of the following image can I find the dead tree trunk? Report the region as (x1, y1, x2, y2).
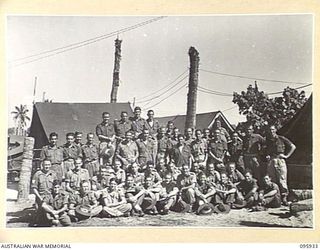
(17, 137, 34, 201)
(185, 47, 200, 130)
(110, 38, 122, 103)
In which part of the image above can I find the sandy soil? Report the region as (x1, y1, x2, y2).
(6, 200, 312, 228)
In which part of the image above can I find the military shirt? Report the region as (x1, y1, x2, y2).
(161, 180, 177, 194)
(206, 171, 220, 186)
(208, 139, 227, 159)
(43, 190, 69, 210)
(114, 169, 126, 185)
(65, 169, 90, 191)
(215, 180, 235, 192)
(82, 143, 99, 162)
(266, 135, 293, 156)
(69, 191, 98, 206)
(238, 178, 259, 195)
(136, 138, 157, 162)
(40, 145, 64, 165)
(96, 122, 115, 142)
(145, 119, 160, 137)
(190, 138, 207, 158)
(196, 181, 214, 195)
(62, 143, 82, 160)
(145, 169, 162, 184)
(102, 188, 125, 204)
(170, 144, 192, 168)
(157, 136, 172, 154)
(176, 172, 197, 189)
(228, 139, 243, 161)
(116, 140, 138, 163)
(130, 117, 148, 136)
(243, 133, 265, 155)
(114, 120, 133, 138)
(259, 182, 280, 198)
(31, 170, 57, 195)
(228, 169, 245, 184)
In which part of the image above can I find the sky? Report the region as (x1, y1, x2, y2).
(6, 15, 313, 128)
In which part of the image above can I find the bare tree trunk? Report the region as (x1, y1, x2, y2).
(17, 137, 34, 201)
(110, 38, 122, 103)
(185, 47, 200, 130)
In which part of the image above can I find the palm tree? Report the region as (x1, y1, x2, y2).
(11, 104, 30, 136)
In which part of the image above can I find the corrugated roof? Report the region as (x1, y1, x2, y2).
(30, 102, 133, 147)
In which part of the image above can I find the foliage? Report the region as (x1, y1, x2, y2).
(11, 104, 30, 136)
(232, 83, 307, 132)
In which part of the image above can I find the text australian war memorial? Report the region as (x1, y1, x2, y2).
(7, 19, 313, 228)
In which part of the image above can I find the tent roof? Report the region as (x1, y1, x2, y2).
(156, 111, 234, 132)
(30, 102, 133, 146)
(278, 95, 312, 164)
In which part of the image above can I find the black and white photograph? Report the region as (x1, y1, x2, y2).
(6, 15, 313, 228)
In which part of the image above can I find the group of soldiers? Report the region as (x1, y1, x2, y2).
(31, 106, 296, 227)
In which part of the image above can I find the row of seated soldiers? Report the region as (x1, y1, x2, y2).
(39, 107, 296, 212)
(31, 155, 283, 227)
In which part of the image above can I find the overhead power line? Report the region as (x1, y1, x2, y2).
(199, 68, 310, 86)
(136, 73, 189, 104)
(9, 16, 167, 67)
(267, 83, 312, 95)
(197, 86, 233, 96)
(142, 83, 187, 111)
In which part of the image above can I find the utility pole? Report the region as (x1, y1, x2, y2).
(110, 38, 122, 103)
(185, 47, 200, 130)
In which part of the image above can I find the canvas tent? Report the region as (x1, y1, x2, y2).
(278, 95, 312, 189)
(29, 102, 133, 149)
(156, 111, 234, 134)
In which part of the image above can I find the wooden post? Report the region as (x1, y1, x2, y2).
(185, 47, 200, 130)
(110, 38, 122, 103)
(17, 137, 35, 201)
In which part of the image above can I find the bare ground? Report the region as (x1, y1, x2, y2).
(6, 200, 313, 228)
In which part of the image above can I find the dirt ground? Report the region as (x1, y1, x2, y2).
(6, 199, 313, 228)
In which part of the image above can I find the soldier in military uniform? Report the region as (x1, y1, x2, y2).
(116, 131, 138, 169)
(62, 132, 82, 173)
(114, 111, 134, 140)
(101, 178, 132, 218)
(144, 161, 162, 186)
(194, 172, 216, 207)
(166, 121, 175, 138)
(31, 159, 58, 226)
(176, 164, 197, 211)
(205, 162, 220, 186)
(142, 176, 162, 214)
(113, 159, 126, 187)
(208, 129, 228, 173)
(74, 131, 83, 148)
(170, 134, 192, 169)
(68, 180, 101, 221)
(242, 125, 266, 184)
(40, 132, 64, 182)
(213, 172, 237, 206)
(96, 112, 115, 164)
(158, 172, 179, 215)
(228, 132, 245, 174)
(41, 180, 71, 227)
(236, 170, 259, 208)
(136, 129, 157, 166)
(156, 127, 172, 162)
(130, 106, 148, 139)
(32, 159, 58, 206)
(123, 174, 145, 216)
(65, 158, 90, 196)
(127, 162, 145, 185)
(190, 129, 208, 167)
(212, 120, 230, 143)
(145, 109, 160, 139)
(184, 127, 195, 147)
(265, 125, 296, 205)
(82, 133, 99, 178)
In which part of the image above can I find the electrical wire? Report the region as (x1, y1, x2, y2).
(135, 68, 188, 101)
(199, 68, 310, 85)
(136, 74, 188, 104)
(9, 16, 167, 67)
(142, 83, 187, 111)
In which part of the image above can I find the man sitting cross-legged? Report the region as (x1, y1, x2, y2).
(101, 178, 132, 218)
(41, 180, 71, 227)
(157, 173, 179, 215)
(68, 180, 102, 221)
(123, 174, 145, 217)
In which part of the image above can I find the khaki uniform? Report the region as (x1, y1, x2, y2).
(82, 143, 99, 178)
(65, 169, 90, 193)
(40, 145, 64, 182)
(114, 119, 133, 139)
(136, 138, 157, 166)
(31, 170, 58, 204)
(176, 172, 197, 204)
